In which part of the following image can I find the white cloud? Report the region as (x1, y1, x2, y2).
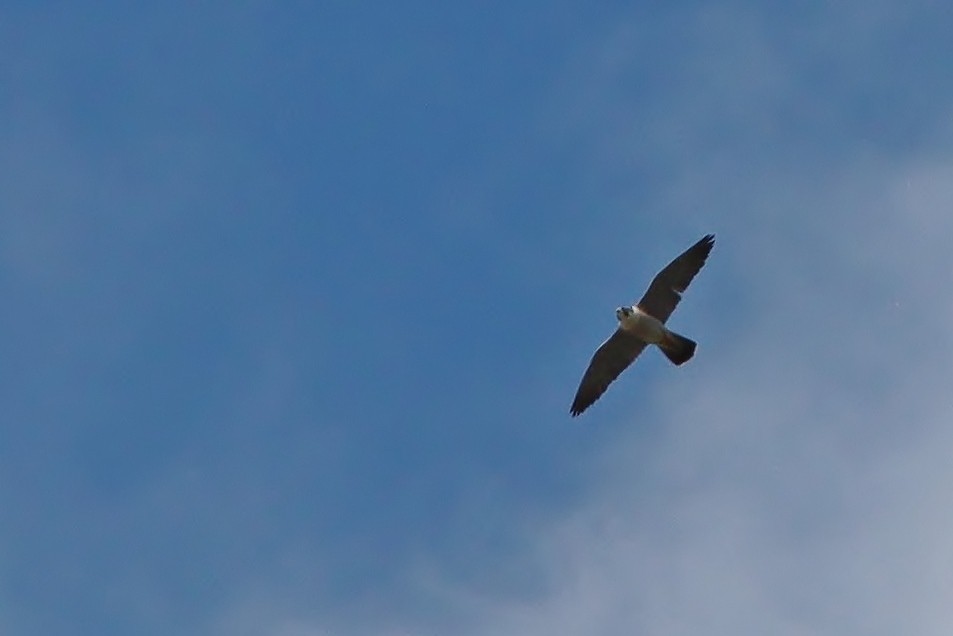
(444, 153, 953, 636)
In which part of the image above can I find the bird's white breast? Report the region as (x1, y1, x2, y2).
(619, 306, 665, 343)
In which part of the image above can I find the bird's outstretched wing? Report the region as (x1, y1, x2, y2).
(570, 329, 647, 416)
(637, 234, 714, 323)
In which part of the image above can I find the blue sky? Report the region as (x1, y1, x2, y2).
(3, 2, 953, 635)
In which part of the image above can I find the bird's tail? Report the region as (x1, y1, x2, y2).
(659, 330, 696, 366)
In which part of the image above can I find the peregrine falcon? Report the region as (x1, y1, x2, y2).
(570, 234, 715, 417)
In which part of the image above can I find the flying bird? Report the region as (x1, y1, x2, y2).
(570, 234, 715, 417)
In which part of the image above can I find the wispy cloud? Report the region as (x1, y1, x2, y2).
(388, 155, 953, 636)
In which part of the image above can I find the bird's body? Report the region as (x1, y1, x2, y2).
(616, 305, 666, 344)
(570, 234, 714, 417)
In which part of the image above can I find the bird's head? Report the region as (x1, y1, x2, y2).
(616, 306, 632, 321)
